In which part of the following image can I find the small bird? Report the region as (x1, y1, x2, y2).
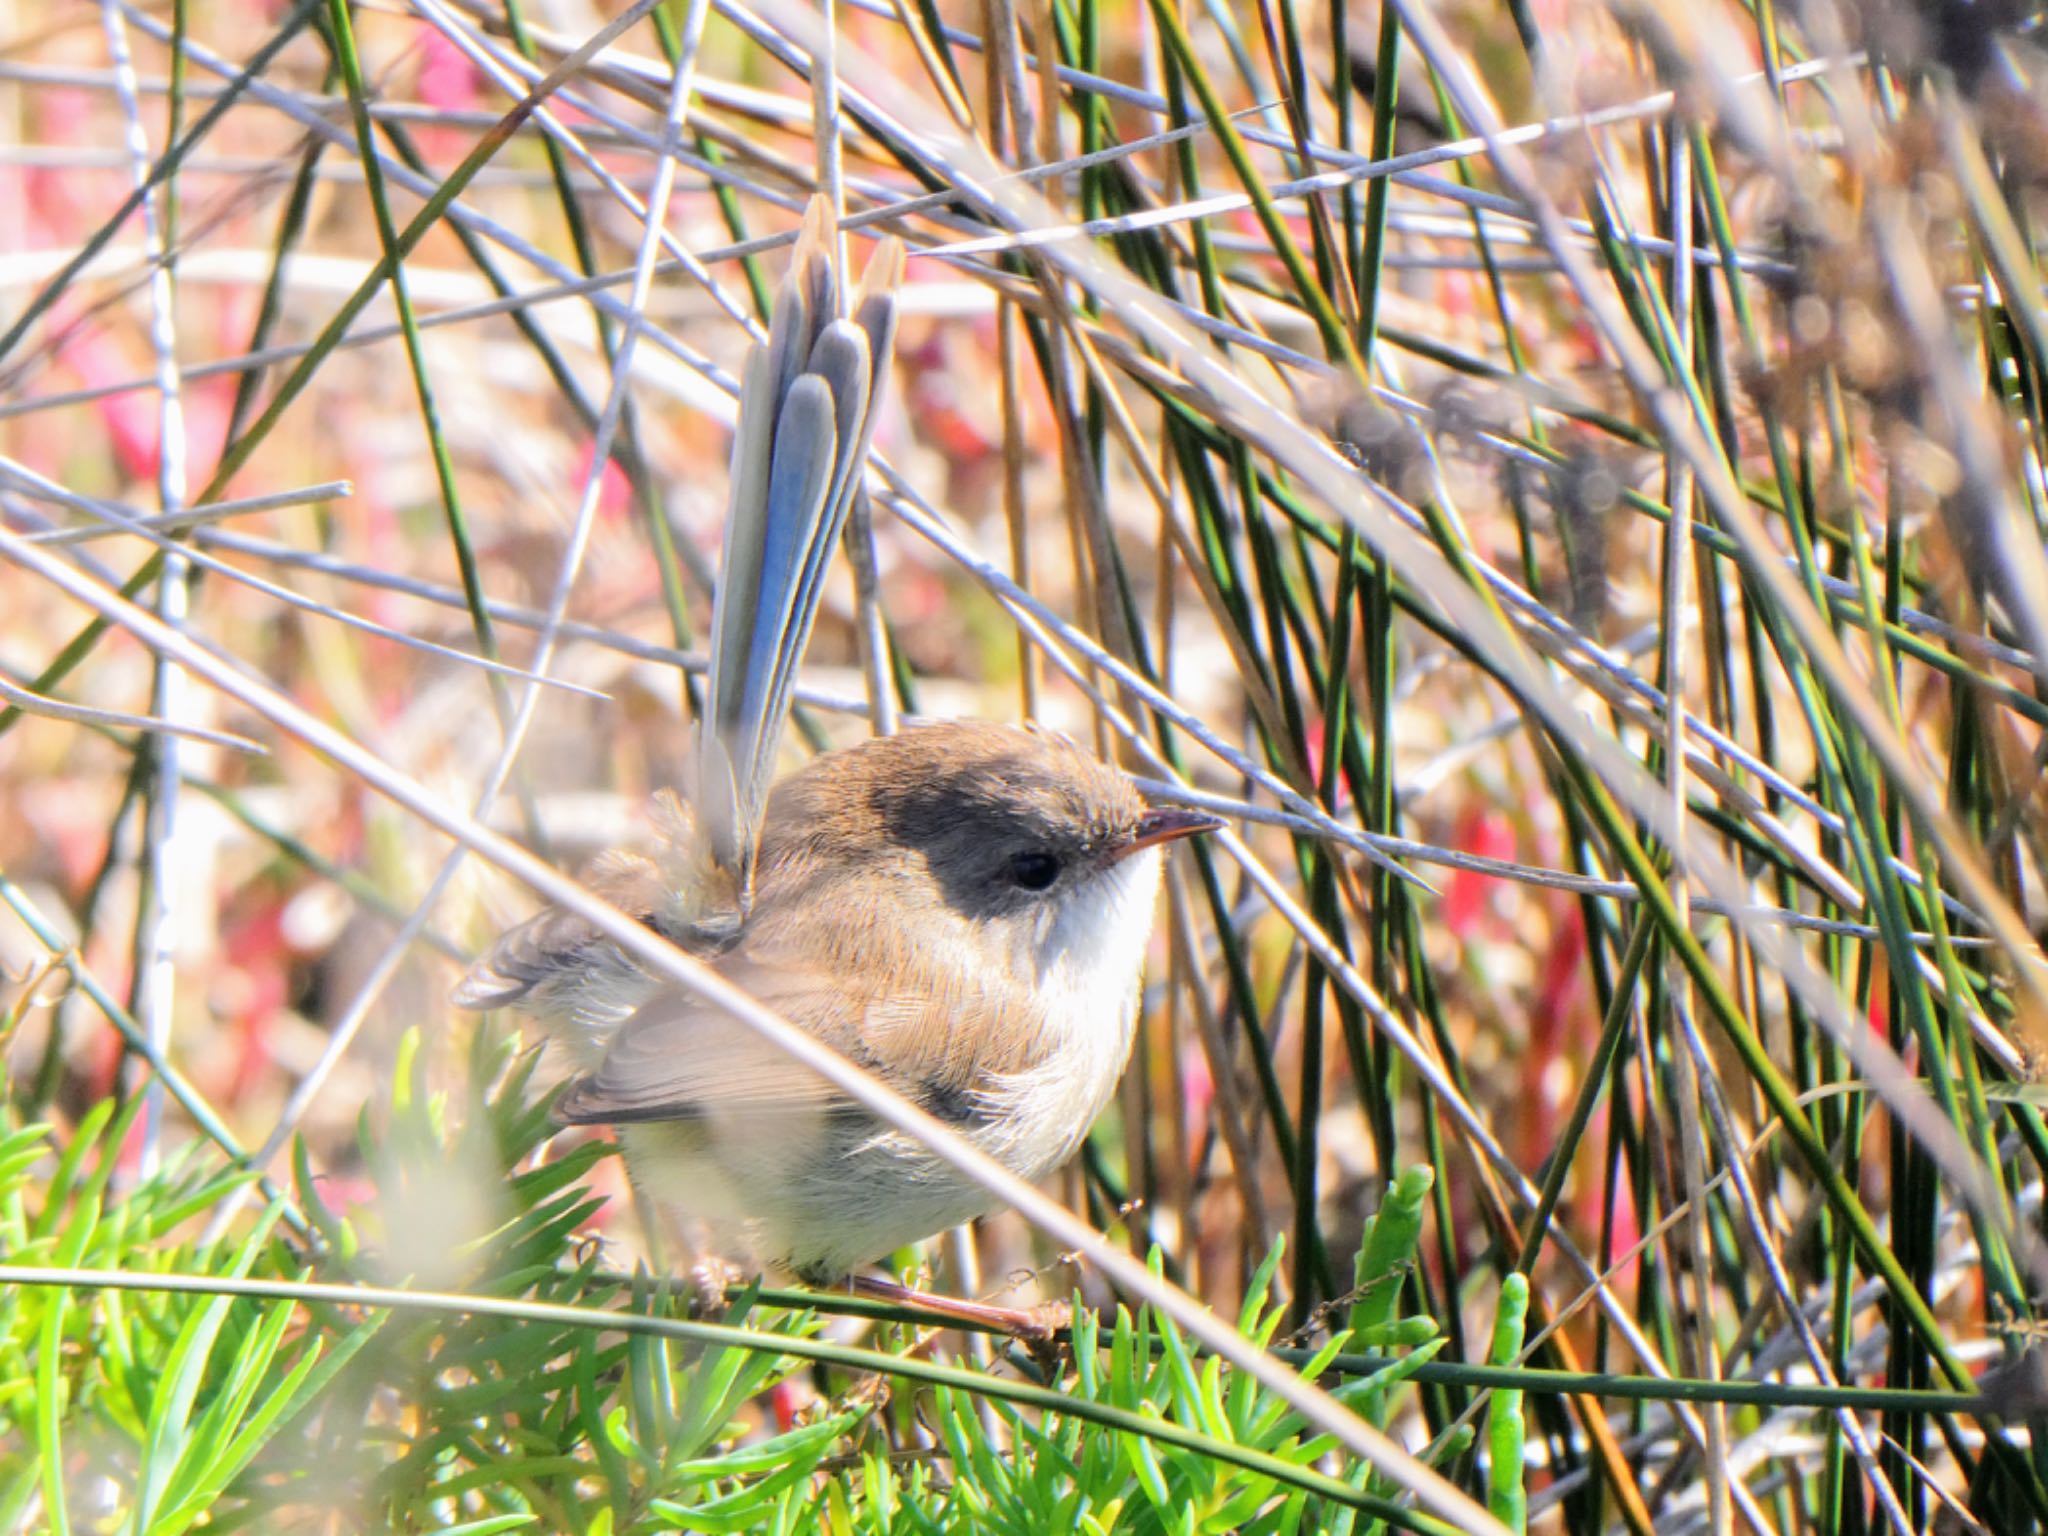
(455, 199, 1219, 1335)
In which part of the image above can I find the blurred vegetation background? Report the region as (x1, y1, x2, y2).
(4, 0, 2048, 1529)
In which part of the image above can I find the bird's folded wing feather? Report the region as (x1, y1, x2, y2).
(551, 958, 1015, 1126)
(452, 851, 669, 1011)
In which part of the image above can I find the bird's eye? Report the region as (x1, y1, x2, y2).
(1007, 851, 1061, 891)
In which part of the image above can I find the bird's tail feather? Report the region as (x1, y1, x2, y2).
(702, 197, 903, 904)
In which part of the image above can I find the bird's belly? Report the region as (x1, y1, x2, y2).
(776, 973, 1140, 1273)
(619, 988, 1138, 1282)
(621, 1114, 1008, 1282)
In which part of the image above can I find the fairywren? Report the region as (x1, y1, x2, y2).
(456, 199, 1219, 1332)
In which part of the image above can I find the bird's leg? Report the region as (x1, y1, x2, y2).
(850, 1273, 1073, 1346)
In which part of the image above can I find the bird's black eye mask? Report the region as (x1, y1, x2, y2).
(880, 762, 1109, 921)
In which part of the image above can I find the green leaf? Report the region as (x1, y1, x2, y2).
(1485, 1274, 1529, 1534)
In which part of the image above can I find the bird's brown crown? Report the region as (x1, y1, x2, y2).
(756, 720, 1147, 922)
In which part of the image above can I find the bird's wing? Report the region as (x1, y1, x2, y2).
(550, 958, 1015, 1127)
(552, 959, 863, 1124)
(451, 851, 669, 1012)
(453, 791, 742, 1022)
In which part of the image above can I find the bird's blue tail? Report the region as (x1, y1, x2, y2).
(701, 197, 904, 906)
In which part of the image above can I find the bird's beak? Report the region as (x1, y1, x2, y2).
(1111, 805, 1226, 862)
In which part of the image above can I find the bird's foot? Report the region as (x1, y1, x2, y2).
(687, 1256, 747, 1318)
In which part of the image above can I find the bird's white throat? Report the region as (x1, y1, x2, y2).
(976, 845, 1164, 1176)
(1037, 844, 1167, 1007)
